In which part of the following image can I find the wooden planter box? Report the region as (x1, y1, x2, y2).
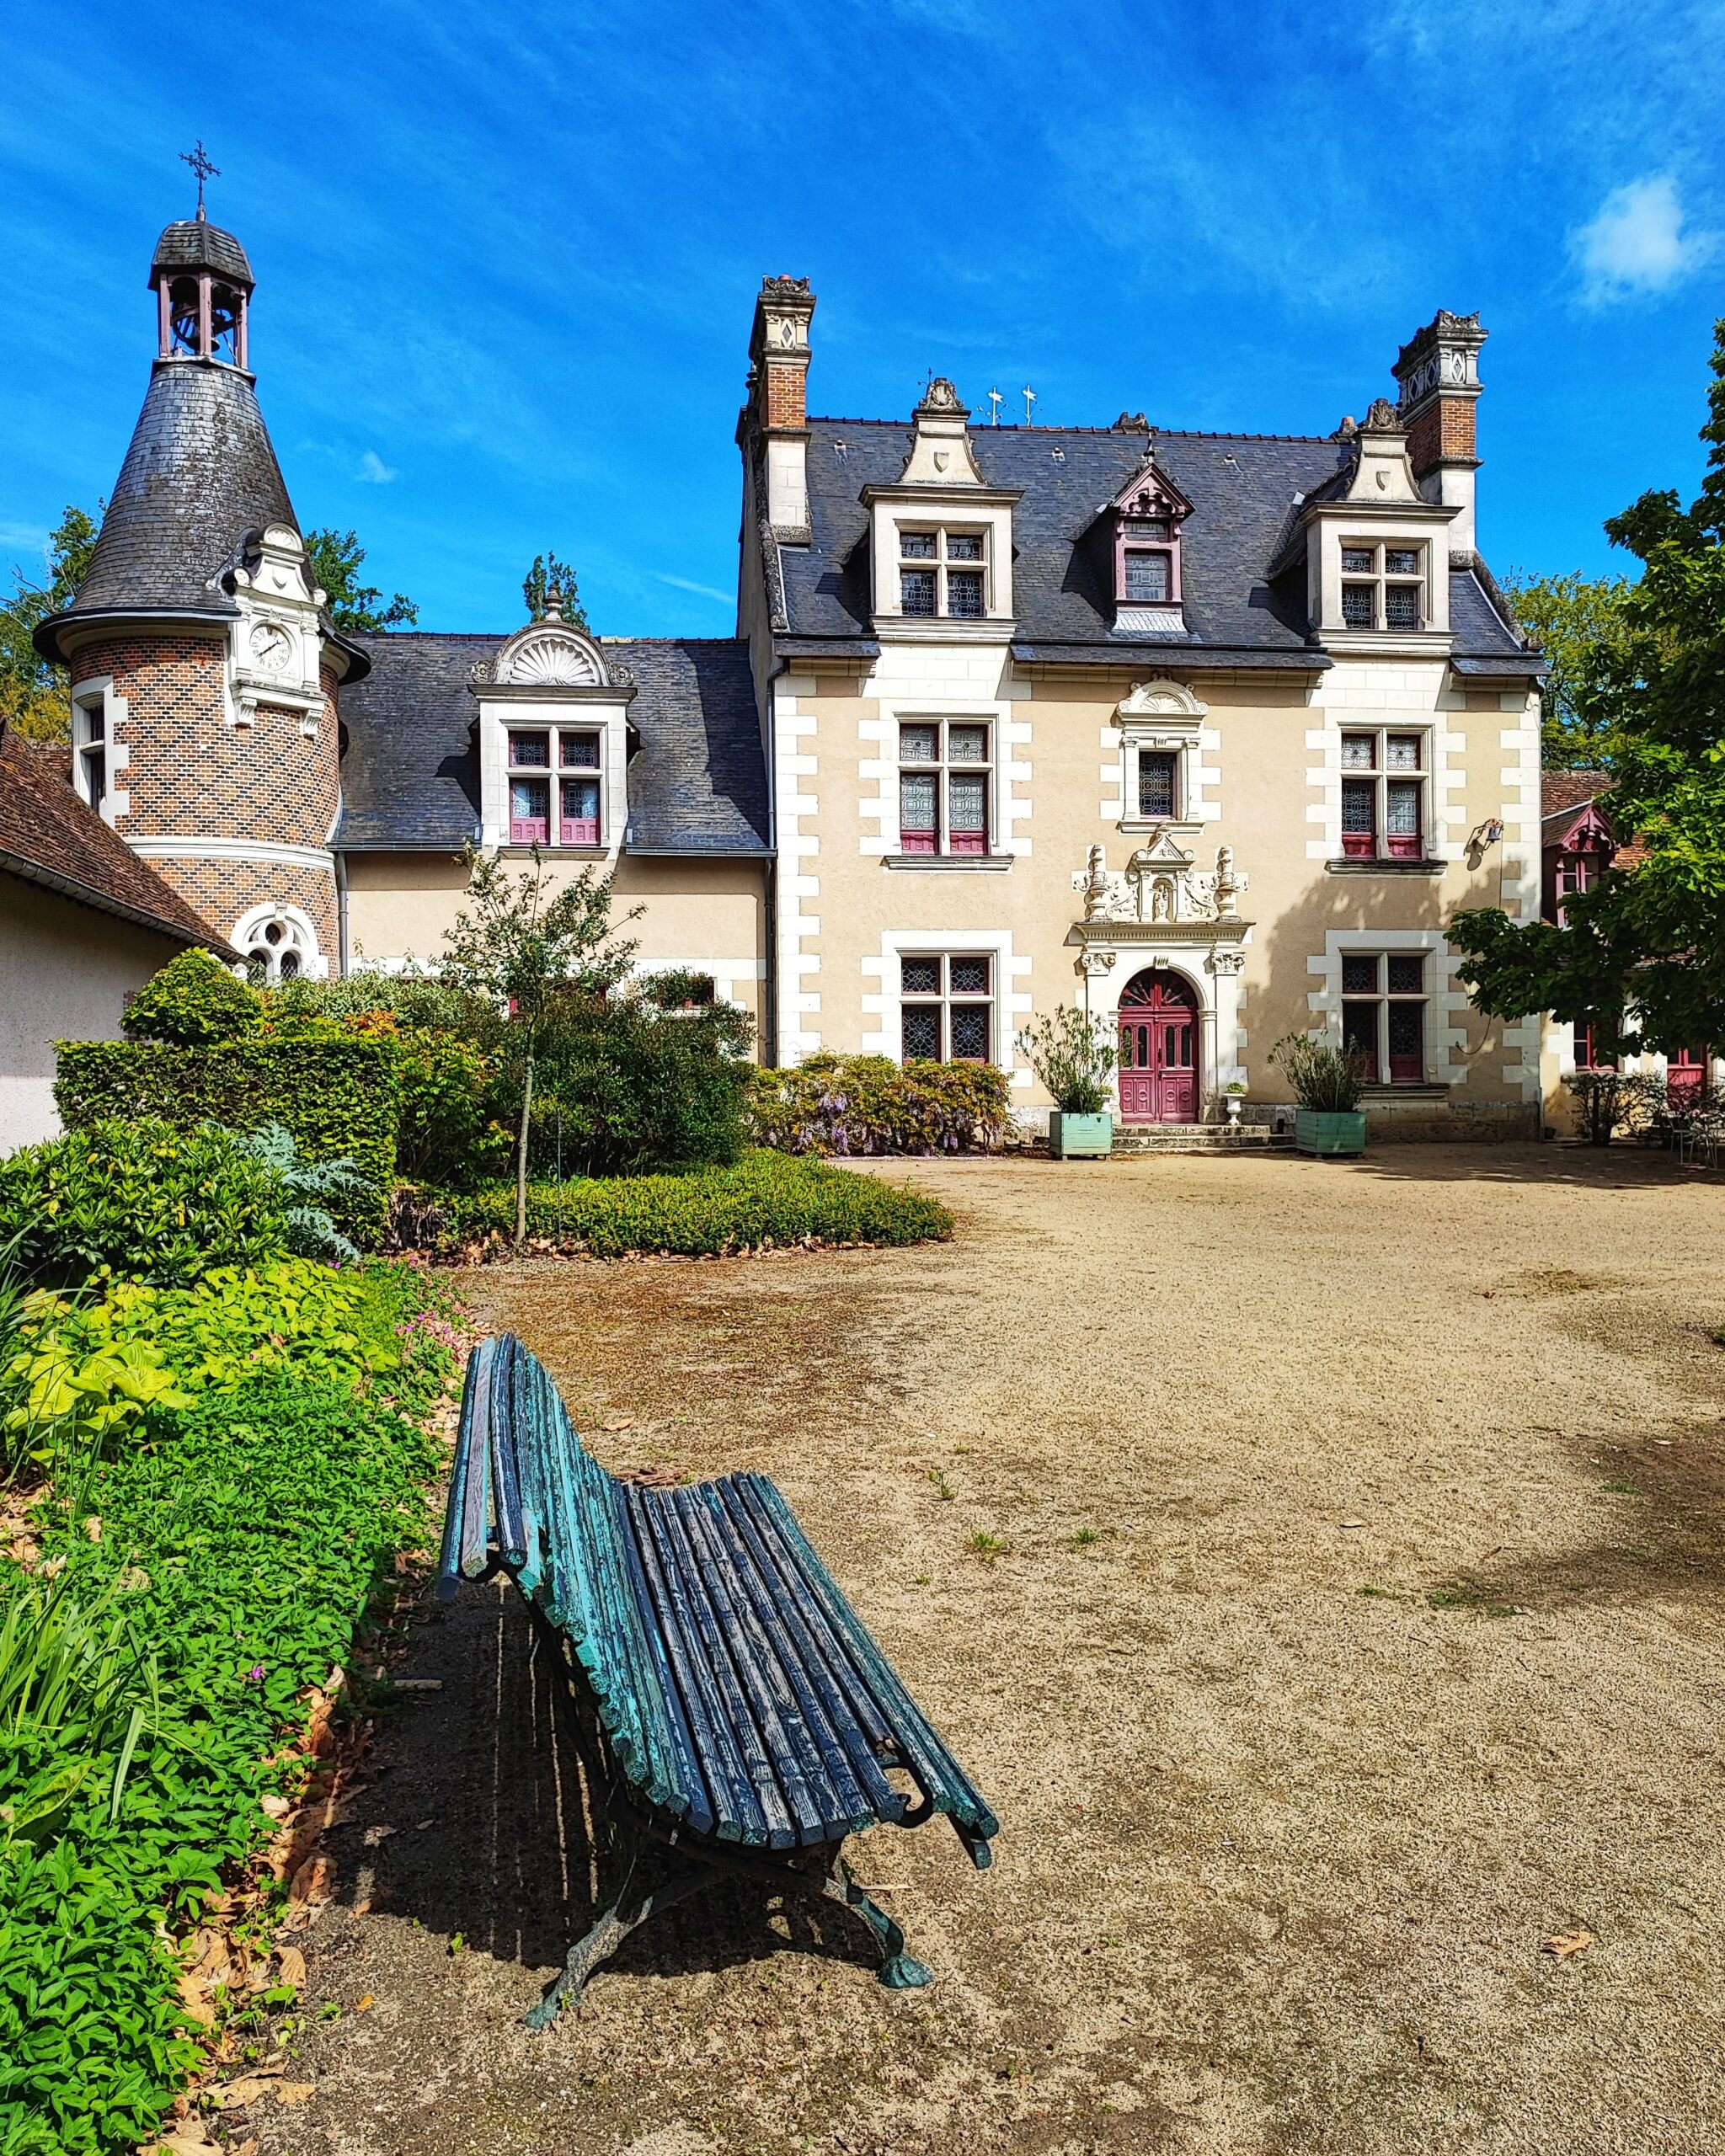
(1295, 1107, 1367, 1157)
(1048, 1112, 1114, 1160)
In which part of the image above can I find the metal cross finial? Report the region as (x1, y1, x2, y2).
(180, 140, 220, 217)
(1023, 383, 1037, 424)
(987, 387, 1003, 426)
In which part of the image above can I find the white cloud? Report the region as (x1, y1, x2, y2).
(1571, 174, 1719, 302)
(356, 449, 399, 483)
(654, 572, 732, 605)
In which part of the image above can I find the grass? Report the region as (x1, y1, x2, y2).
(969, 1530, 1009, 1563)
(442, 1151, 953, 1259)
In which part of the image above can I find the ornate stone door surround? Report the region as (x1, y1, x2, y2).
(1067, 835, 1250, 1117)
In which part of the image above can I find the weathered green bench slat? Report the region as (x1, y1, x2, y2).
(435, 1334, 999, 2018)
(686, 1484, 883, 1838)
(673, 1486, 859, 1846)
(703, 1480, 906, 1827)
(739, 1477, 1000, 1863)
(628, 1486, 773, 1845)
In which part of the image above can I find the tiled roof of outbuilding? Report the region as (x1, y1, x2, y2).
(335, 634, 769, 857)
(1541, 769, 1610, 821)
(45, 364, 297, 627)
(780, 418, 1537, 670)
(151, 218, 254, 287)
(0, 728, 234, 953)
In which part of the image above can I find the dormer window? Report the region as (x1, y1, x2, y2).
(1338, 542, 1426, 631)
(508, 726, 605, 847)
(899, 528, 987, 618)
(1106, 458, 1192, 625)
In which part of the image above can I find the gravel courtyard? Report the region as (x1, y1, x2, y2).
(264, 1146, 1725, 2156)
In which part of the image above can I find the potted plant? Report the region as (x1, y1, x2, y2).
(1017, 1007, 1116, 1160)
(1223, 1081, 1247, 1127)
(1270, 1033, 1368, 1157)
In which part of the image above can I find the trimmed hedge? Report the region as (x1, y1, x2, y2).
(54, 1039, 400, 1246)
(438, 1151, 953, 1257)
(747, 1054, 1008, 1156)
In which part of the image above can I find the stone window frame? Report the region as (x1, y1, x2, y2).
(505, 723, 606, 851)
(67, 675, 130, 826)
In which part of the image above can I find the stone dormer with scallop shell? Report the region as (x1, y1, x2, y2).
(471, 599, 639, 857)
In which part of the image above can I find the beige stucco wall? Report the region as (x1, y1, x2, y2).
(343, 852, 767, 1035)
(0, 870, 192, 1153)
(774, 647, 1544, 1133)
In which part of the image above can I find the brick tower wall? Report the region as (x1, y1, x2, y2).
(69, 630, 341, 960)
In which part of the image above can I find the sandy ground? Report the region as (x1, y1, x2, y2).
(254, 1145, 1725, 2156)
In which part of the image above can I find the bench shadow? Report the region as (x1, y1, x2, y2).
(336, 1575, 884, 1992)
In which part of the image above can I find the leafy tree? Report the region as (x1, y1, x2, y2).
(1452, 318, 1725, 1061)
(1500, 568, 1638, 766)
(437, 846, 639, 1241)
(521, 552, 591, 630)
(0, 505, 101, 742)
(302, 527, 419, 632)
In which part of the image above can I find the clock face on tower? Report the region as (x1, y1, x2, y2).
(250, 622, 293, 672)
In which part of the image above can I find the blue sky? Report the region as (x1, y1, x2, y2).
(5, 0, 1724, 635)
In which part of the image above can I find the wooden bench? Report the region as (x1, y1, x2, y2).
(435, 1333, 998, 2025)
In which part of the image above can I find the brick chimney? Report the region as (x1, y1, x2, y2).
(1391, 310, 1486, 555)
(748, 275, 815, 540)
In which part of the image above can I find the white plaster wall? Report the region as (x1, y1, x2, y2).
(0, 871, 192, 1152)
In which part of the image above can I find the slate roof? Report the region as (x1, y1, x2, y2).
(0, 728, 234, 953)
(151, 218, 254, 287)
(780, 418, 1533, 669)
(40, 362, 298, 634)
(335, 635, 769, 857)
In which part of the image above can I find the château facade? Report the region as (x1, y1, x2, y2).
(35, 205, 1554, 1134)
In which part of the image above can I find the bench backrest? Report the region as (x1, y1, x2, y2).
(437, 1334, 711, 1827)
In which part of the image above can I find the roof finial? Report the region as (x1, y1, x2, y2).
(180, 140, 220, 220)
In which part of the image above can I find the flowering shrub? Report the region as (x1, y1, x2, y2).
(747, 1055, 1008, 1156)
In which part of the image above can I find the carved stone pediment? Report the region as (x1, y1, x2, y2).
(1117, 678, 1207, 723)
(1073, 840, 1247, 926)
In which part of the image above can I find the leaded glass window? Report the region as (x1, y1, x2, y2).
(900, 953, 994, 1064)
(1138, 749, 1178, 820)
(897, 719, 991, 855)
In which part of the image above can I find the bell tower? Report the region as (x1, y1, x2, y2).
(35, 172, 368, 979)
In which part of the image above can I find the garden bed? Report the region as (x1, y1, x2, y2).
(427, 1151, 953, 1260)
(0, 1261, 462, 2156)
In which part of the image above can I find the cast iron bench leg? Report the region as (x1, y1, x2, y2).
(820, 1854, 933, 1990)
(525, 1861, 715, 2030)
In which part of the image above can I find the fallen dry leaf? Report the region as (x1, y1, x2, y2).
(355, 1992, 376, 2010)
(288, 1853, 337, 1905)
(174, 1972, 215, 2029)
(1541, 1925, 1595, 1958)
(415, 1818, 435, 1831)
(275, 2081, 317, 2106)
(259, 1792, 291, 1819)
(362, 1822, 397, 1846)
(276, 1945, 307, 1989)
(210, 2077, 276, 2111)
(233, 2142, 260, 2156)
(83, 1516, 102, 1542)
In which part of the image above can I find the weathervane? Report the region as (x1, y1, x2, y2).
(180, 140, 220, 218)
(1023, 383, 1037, 424)
(987, 387, 1003, 426)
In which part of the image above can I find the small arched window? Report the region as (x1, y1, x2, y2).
(237, 907, 315, 985)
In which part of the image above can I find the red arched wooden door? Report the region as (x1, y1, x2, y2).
(1117, 969, 1199, 1122)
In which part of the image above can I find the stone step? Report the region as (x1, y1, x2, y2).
(1111, 1123, 1292, 1153)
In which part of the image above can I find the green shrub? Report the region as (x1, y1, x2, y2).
(0, 1119, 288, 1291)
(54, 1039, 400, 1246)
(263, 971, 485, 1032)
(1016, 1008, 1116, 1115)
(0, 1267, 457, 2155)
(1268, 1033, 1366, 1113)
(747, 1054, 1008, 1156)
(512, 990, 754, 1177)
(439, 1150, 951, 1257)
(122, 948, 260, 1046)
(394, 1030, 510, 1187)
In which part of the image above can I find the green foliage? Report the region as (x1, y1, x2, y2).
(1499, 568, 1637, 767)
(55, 1039, 399, 1246)
(521, 552, 590, 631)
(226, 1124, 365, 1266)
(302, 527, 418, 632)
(439, 1151, 952, 1257)
(0, 1119, 288, 1291)
(1453, 319, 1725, 1058)
(1016, 1007, 1116, 1114)
(746, 1054, 1009, 1156)
(0, 1341, 446, 2153)
(1268, 1033, 1365, 1112)
(264, 970, 483, 1033)
(0, 504, 101, 744)
(510, 989, 753, 1177)
(439, 848, 640, 1238)
(122, 948, 261, 1047)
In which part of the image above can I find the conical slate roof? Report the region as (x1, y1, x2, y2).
(57, 362, 298, 620)
(151, 217, 254, 288)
